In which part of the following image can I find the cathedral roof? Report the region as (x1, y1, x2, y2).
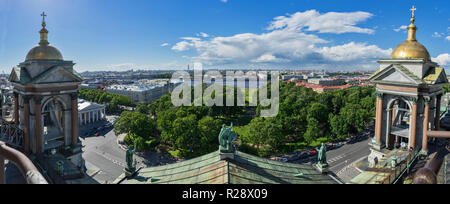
(369, 64, 448, 86)
(9, 65, 83, 84)
(115, 150, 338, 184)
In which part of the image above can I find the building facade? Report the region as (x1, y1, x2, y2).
(369, 10, 447, 155)
(106, 83, 172, 103)
(78, 99, 106, 125)
(8, 14, 84, 168)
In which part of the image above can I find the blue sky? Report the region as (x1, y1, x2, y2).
(0, 0, 448, 73)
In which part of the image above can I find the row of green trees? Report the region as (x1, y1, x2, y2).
(79, 88, 133, 114)
(235, 83, 375, 156)
(113, 82, 376, 158)
(114, 87, 248, 158)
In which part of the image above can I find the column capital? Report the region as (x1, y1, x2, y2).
(23, 95, 32, 104)
(34, 96, 43, 105)
(375, 92, 384, 99)
(423, 96, 431, 104)
(409, 96, 419, 104)
(70, 92, 79, 101)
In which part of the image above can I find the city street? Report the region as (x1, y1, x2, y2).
(289, 136, 371, 183)
(80, 115, 177, 184)
(80, 119, 149, 184)
(327, 138, 370, 173)
(327, 138, 371, 182)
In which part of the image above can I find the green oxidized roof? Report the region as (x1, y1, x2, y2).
(369, 64, 424, 85)
(9, 66, 83, 84)
(370, 64, 448, 86)
(395, 64, 424, 84)
(116, 151, 338, 184)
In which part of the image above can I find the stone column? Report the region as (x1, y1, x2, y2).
(422, 97, 430, 154)
(71, 93, 79, 146)
(23, 96, 30, 154)
(386, 108, 392, 148)
(374, 92, 384, 149)
(435, 94, 442, 130)
(409, 97, 418, 150)
(13, 93, 19, 126)
(34, 96, 43, 153)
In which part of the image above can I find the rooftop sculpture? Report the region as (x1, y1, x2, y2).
(316, 143, 328, 169)
(219, 123, 238, 154)
(125, 146, 136, 177)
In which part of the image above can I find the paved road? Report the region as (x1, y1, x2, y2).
(326, 138, 371, 174)
(81, 127, 146, 184)
(291, 137, 371, 183)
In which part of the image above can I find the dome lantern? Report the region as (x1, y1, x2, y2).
(390, 6, 431, 61)
(25, 12, 64, 61)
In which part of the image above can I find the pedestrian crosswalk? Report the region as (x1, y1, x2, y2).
(328, 155, 344, 164)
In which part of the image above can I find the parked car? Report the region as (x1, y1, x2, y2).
(288, 152, 309, 161)
(298, 152, 309, 160)
(335, 142, 344, 148)
(347, 137, 357, 144)
(95, 132, 100, 137)
(308, 150, 317, 156)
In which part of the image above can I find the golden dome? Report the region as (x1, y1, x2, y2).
(391, 6, 430, 60)
(391, 40, 430, 60)
(25, 13, 63, 61)
(26, 44, 63, 61)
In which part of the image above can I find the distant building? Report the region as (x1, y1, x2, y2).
(296, 82, 353, 93)
(78, 99, 106, 125)
(81, 83, 102, 90)
(282, 75, 304, 81)
(307, 78, 345, 86)
(106, 80, 173, 103)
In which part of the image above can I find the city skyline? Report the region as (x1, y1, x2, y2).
(0, 0, 449, 73)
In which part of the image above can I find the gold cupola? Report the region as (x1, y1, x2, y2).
(391, 6, 431, 61)
(25, 12, 64, 61)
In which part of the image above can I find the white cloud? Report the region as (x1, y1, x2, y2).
(220, 0, 228, 3)
(432, 32, 443, 38)
(267, 10, 375, 34)
(393, 25, 407, 32)
(197, 32, 210, 38)
(446, 36, 450, 41)
(251, 54, 289, 63)
(433, 53, 450, 66)
(161, 43, 170, 47)
(171, 9, 390, 69)
(317, 42, 392, 62)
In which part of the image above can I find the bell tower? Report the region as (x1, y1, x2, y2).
(369, 6, 448, 155)
(8, 13, 84, 167)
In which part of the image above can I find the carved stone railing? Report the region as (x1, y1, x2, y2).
(0, 118, 24, 149)
(0, 141, 47, 184)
